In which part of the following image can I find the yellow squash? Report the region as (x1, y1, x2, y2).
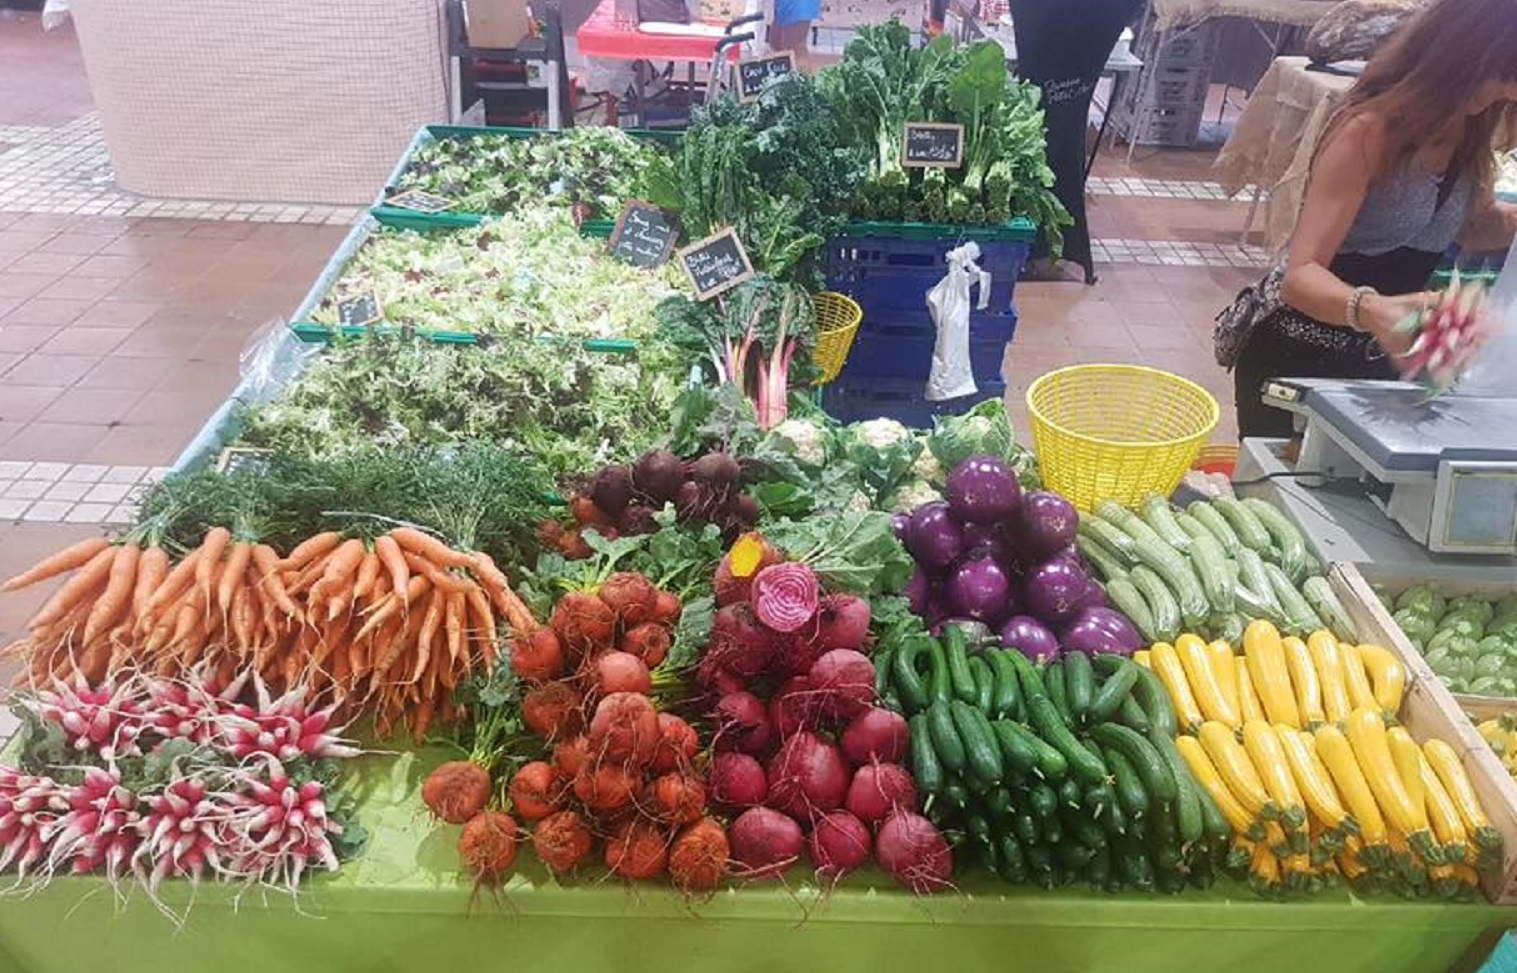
(1345, 707, 1428, 839)
(1150, 641, 1204, 732)
(1424, 739, 1494, 835)
(1236, 656, 1266, 722)
(1340, 643, 1380, 713)
(1199, 720, 1272, 820)
(1177, 633, 1240, 728)
(1417, 747, 1469, 853)
(1208, 639, 1241, 717)
(1308, 630, 1352, 723)
(1274, 723, 1350, 831)
(1243, 720, 1306, 829)
(1133, 650, 1151, 668)
(1356, 643, 1406, 714)
(1177, 734, 1258, 837)
(1314, 724, 1387, 846)
(1385, 726, 1425, 815)
(1282, 635, 1326, 727)
(1244, 620, 1300, 727)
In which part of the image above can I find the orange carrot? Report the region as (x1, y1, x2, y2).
(411, 693, 438, 744)
(29, 546, 118, 629)
(195, 527, 232, 610)
(355, 574, 430, 644)
(278, 531, 342, 572)
(143, 548, 203, 618)
(3, 537, 113, 593)
(402, 552, 471, 594)
(373, 535, 411, 606)
(444, 591, 466, 666)
(132, 545, 170, 623)
(465, 586, 498, 664)
(82, 543, 140, 645)
(217, 541, 252, 615)
(411, 590, 445, 669)
(410, 618, 436, 685)
(389, 527, 474, 568)
(230, 581, 255, 655)
(352, 549, 382, 601)
(250, 543, 302, 621)
(314, 538, 365, 595)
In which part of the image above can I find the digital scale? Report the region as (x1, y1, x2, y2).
(1262, 379, 1517, 556)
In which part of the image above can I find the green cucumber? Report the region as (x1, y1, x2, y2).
(1129, 565, 1181, 641)
(1012, 811, 1041, 847)
(1080, 518, 1140, 566)
(1078, 535, 1129, 582)
(1303, 576, 1359, 642)
(1022, 839, 1054, 879)
(991, 719, 1040, 776)
(1000, 643, 1047, 703)
(1060, 806, 1108, 851)
(941, 778, 970, 811)
(1265, 562, 1322, 635)
(1241, 497, 1309, 583)
(1187, 532, 1235, 615)
(1116, 841, 1156, 891)
(1106, 577, 1161, 643)
(1090, 657, 1140, 722)
(926, 636, 952, 705)
(1044, 662, 1072, 726)
(1103, 747, 1149, 823)
(891, 637, 932, 712)
(1028, 694, 1108, 785)
(1101, 502, 1208, 628)
(1131, 665, 1178, 738)
(1117, 694, 1152, 735)
(874, 642, 897, 701)
(1149, 732, 1203, 844)
(1009, 720, 1068, 779)
(1141, 494, 1193, 551)
(1063, 652, 1094, 724)
(926, 700, 966, 774)
(968, 655, 995, 713)
(1087, 846, 1113, 890)
(1174, 511, 1212, 545)
(1188, 501, 1243, 557)
(1194, 774, 1232, 850)
(944, 626, 977, 704)
(986, 651, 1023, 720)
(909, 713, 943, 794)
(1212, 496, 1273, 554)
(1028, 781, 1059, 825)
(951, 700, 1003, 785)
(1089, 723, 1176, 803)
(998, 836, 1028, 884)
(1058, 776, 1084, 808)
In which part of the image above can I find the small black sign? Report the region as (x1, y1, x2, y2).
(216, 447, 273, 476)
(902, 122, 965, 168)
(608, 200, 679, 268)
(337, 292, 382, 327)
(735, 52, 795, 102)
(383, 189, 455, 213)
(677, 228, 755, 301)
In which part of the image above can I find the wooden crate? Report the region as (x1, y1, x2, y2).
(1332, 563, 1517, 904)
(1344, 566, 1517, 739)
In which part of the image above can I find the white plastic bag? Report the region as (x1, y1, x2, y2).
(925, 241, 991, 401)
(1456, 252, 1517, 396)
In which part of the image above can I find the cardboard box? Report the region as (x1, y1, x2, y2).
(1332, 563, 1517, 904)
(465, 0, 532, 48)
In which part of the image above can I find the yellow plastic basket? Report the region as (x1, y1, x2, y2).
(811, 291, 862, 386)
(1027, 364, 1219, 512)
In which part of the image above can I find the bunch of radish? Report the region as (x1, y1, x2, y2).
(1394, 270, 1490, 391)
(696, 533, 951, 894)
(0, 671, 360, 914)
(424, 571, 728, 893)
(544, 448, 761, 559)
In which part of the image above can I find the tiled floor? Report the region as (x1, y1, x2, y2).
(0, 12, 1261, 657)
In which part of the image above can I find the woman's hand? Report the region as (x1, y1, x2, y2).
(1361, 290, 1436, 357)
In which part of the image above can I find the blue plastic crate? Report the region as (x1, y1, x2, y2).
(821, 375, 1007, 428)
(824, 233, 1032, 316)
(840, 308, 1016, 383)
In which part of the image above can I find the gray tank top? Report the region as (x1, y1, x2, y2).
(1339, 163, 1475, 256)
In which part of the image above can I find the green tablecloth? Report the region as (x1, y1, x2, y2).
(1, 750, 1514, 973)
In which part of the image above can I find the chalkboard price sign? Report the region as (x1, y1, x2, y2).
(902, 122, 965, 168)
(337, 292, 382, 327)
(383, 189, 455, 213)
(677, 228, 755, 301)
(216, 447, 273, 476)
(734, 52, 795, 102)
(607, 200, 679, 268)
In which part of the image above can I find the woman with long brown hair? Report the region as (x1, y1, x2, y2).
(1230, 0, 1517, 438)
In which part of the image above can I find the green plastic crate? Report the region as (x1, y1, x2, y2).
(370, 124, 679, 233)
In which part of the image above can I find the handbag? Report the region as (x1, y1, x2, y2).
(1213, 266, 1284, 368)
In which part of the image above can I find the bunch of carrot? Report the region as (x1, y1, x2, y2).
(2, 525, 538, 741)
